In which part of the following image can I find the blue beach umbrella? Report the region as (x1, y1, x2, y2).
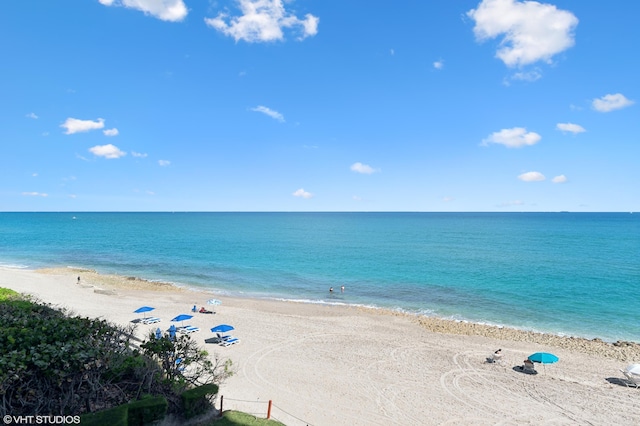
(171, 314, 193, 326)
(134, 306, 155, 318)
(528, 352, 559, 364)
(155, 327, 162, 339)
(211, 324, 234, 334)
(168, 324, 177, 340)
(528, 352, 559, 373)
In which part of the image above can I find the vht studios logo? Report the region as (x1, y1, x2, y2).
(3, 415, 80, 425)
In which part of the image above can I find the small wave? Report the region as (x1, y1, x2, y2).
(0, 263, 30, 270)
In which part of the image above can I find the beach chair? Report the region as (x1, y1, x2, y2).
(179, 325, 200, 334)
(220, 337, 239, 347)
(487, 351, 504, 364)
(142, 316, 161, 325)
(621, 370, 640, 388)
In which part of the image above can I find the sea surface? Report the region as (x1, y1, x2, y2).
(1, 212, 638, 342)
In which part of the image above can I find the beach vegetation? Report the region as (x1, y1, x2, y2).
(0, 289, 231, 421)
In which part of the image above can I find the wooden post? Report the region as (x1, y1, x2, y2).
(219, 395, 224, 417)
(267, 399, 272, 419)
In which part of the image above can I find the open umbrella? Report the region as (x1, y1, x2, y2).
(134, 306, 155, 319)
(207, 299, 222, 306)
(624, 364, 640, 375)
(171, 314, 193, 327)
(210, 324, 234, 334)
(528, 352, 559, 373)
(528, 352, 559, 364)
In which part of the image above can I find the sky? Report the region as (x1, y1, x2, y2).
(1, 0, 638, 212)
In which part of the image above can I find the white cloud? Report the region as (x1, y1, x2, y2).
(68, 194, 77, 198)
(482, 127, 541, 148)
(292, 188, 313, 199)
(32, 173, 38, 177)
(353, 195, 362, 201)
(350, 162, 379, 174)
(467, 0, 578, 67)
(89, 144, 126, 159)
(132, 151, 148, 158)
(99, 0, 187, 22)
(251, 105, 285, 122)
(61, 118, 105, 135)
(592, 93, 635, 112)
(518, 171, 546, 182)
(22, 192, 48, 197)
(443, 197, 454, 202)
(504, 69, 542, 85)
(103, 128, 119, 137)
(552, 174, 568, 183)
(556, 123, 585, 134)
(433, 60, 444, 70)
(205, 0, 319, 43)
(158, 160, 171, 166)
(26, 112, 38, 119)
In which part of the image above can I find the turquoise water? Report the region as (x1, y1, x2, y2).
(1, 212, 638, 342)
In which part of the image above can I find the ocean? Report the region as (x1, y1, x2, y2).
(1, 212, 638, 342)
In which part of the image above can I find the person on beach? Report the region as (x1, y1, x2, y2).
(77, 276, 81, 284)
(192, 304, 197, 312)
(341, 285, 345, 293)
(329, 287, 333, 293)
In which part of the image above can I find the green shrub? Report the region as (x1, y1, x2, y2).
(126, 396, 168, 426)
(181, 383, 219, 419)
(0, 287, 18, 301)
(80, 405, 128, 426)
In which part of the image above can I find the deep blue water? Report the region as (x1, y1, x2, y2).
(1, 212, 638, 342)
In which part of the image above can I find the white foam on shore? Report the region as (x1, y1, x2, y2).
(0, 263, 30, 270)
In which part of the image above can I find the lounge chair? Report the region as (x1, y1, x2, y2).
(142, 316, 161, 325)
(621, 370, 640, 388)
(220, 337, 239, 347)
(179, 325, 200, 334)
(487, 351, 504, 364)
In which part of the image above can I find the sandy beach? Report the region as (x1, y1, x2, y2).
(2, 267, 640, 425)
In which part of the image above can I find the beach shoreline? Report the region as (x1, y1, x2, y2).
(2, 266, 640, 425)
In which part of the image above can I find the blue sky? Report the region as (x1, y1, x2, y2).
(1, 0, 638, 212)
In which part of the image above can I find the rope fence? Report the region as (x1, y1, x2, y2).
(219, 395, 315, 426)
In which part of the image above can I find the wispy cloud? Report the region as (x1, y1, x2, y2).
(433, 60, 444, 70)
(22, 192, 48, 197)
(26, 112, 38, 119)
(99, 0, 187, 22)
(205, 0, 319, 43)
(467, 0, 578, 68)
(103, 128, 119, 137)
(552, 175, 568, 183)
(518, 171, 546, 182)
(61, 118, 105, 135)
(482, 127, 541, 148)
(592, 93, 635, 112)
(350, 162, 379, 174)
(158, 160, 171, 167)
(556, 123, 585, 134)
(292, 188, 313, 199)
(251, 105, 285, 122)
(132, 151, 148, 158)
(89, 144, 126, 159)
